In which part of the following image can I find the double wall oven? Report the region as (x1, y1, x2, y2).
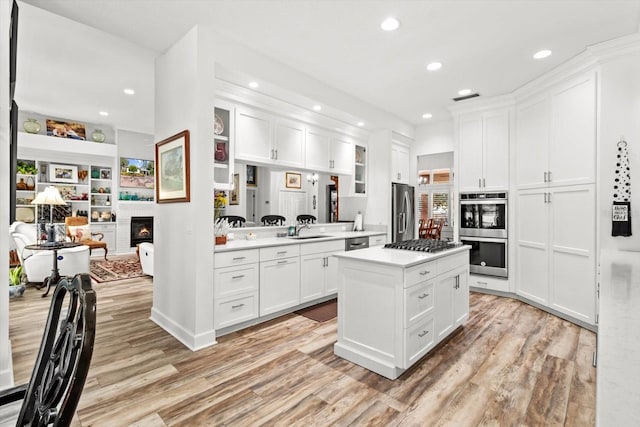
(459, 192, 508, 278)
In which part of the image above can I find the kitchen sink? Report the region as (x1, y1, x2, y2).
(287, 235, 332, 240)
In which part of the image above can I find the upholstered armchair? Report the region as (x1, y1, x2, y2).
(65, 216, 109, 260)
(9, 221, 90, 284)
(138, 242, 154, 276)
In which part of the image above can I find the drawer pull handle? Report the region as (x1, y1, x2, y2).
(477, 281, 487, 285)
(232, 256, 246, 260)
(277, 260, 288, 264)
(231, 303, 245, 309)
(231, 275, 245, 279)
(277, 251, 287, 255)
(419, 270, 430, 276)
(418, 293, 429, 299)
(418, 330, 429, 338)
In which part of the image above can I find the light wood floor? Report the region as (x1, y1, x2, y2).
(8, 277, 596, 426)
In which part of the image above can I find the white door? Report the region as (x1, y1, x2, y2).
(483, 110, 509, 191)
(300, 253, 325, 302)
(259, 258, 300, 316)
(330, 136, 353, 175)
(453, 267, 469, 326)
(549, 73, 596, 187)
(435, 273, 455, 340)
(325, 251, 342, 294)
(516, 189, 549, 305)
(548, 185, 596, 323)
(274, 118, 305, 168)
(458, 116, 484, 191)
(235, 107, 272, 163)
(278, 191, 307, 225)
(305, 128, 331, 172)
(516, 96, 549, 189)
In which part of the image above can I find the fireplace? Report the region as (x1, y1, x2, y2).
(130, 216, 153, 247)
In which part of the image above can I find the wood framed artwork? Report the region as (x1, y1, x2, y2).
(285, 172, 301, 189)
(49, 164, 78, 183)
(230, 173, 240, 205)
(46, 119, 86, 140)
(120, 157, 155, 189)
(155, 130, 190, 203)
(246, 165, 257, 187)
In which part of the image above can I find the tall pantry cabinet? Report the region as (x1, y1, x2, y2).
(514, 71, 597, 326)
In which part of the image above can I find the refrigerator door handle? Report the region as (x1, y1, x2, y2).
(403, 191, 410, 236)
(399, 212, 405, 234)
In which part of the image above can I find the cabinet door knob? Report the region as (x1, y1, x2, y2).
(548, 171, 552, 182)
(231, 303, 245, 309)
(479, 178, 482, 188)
(419, 270, 430, 275)
(544, 171, 548, 182)
(482, 178, 485, 188)
(418, 293, 429, 299)
(418, 330, 429, 338)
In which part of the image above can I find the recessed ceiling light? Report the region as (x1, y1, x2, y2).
(426, 62, 442, 71)
(99, 111, 109, 116)
(422, 113, 433, 119)
(357, 121, 364, 127)
(123, 88, 135, 95)
(249, 81, 259, 89)
(533, 49, 552, 59)
(313, 105, 322, 111)
(380, 17, 400, 31)
(458, 89, 472, 96)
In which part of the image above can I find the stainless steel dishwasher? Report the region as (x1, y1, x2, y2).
(345, 236, 369, 251)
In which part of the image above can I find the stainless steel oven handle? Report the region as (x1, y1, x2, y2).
(460, 236, 507, 244)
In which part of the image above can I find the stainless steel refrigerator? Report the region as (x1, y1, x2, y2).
(392, 183, 415, 242)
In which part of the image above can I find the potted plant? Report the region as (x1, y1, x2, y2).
(9, 265, 26, 298)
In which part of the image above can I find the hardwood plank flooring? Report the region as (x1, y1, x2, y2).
(8, 278, 596, 426)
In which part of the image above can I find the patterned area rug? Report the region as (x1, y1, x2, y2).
(295, 299, 337, 322)
(90, 254, 146, 283)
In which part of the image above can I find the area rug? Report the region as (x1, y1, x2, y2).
(295, 299, 337, 322)
(90, 254, 146, 283)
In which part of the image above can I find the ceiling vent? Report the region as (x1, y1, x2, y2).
(452, 93, 480, 102)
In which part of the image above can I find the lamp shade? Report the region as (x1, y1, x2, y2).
(31, 186, 67, 206)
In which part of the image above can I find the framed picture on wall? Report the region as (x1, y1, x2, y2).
(285, 172, 301, 189)
(230, 173, 240, 205)
(49, 164, 78, 183)
(246, 165, 257, 187)
(155, 130, 190, 203)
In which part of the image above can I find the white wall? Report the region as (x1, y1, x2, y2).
(0, 0, 13, 390)
(151, 25, 216, 350)
(414, 119, 455, 156)
(599, 52, 640, 250)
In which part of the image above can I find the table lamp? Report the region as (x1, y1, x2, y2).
(31, 186, 67, 246)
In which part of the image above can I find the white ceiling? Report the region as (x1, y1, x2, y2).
(16, 0, 640, 135)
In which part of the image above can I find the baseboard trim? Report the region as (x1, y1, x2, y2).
(149, 308, 217, 351)
(0, 341, 15, 390)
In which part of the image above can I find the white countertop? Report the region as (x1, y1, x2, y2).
(333, 244, 470, 268)
(214, 230, 385, 252)
(597, 250, 640, 426)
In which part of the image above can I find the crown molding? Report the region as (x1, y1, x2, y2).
(587, 32, 640, 63)
(447, 93, 515, 116)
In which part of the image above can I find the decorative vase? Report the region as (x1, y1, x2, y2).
(26, 176, 35, 190)
(23, 118, 41, 134)
(16, 178, 27, 190)
(214, 142, 227, 162)
(215, 235, 227, 245)
(91, 129, 106, 143)
(91, 169, 99, 179)
(9, 284, 26, 298)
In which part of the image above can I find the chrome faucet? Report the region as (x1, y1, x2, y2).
(295, 223, 311, 236)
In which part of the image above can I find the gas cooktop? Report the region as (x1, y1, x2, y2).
(384, 239, 462, 253)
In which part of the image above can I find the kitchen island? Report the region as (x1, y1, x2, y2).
(333, 244, 470, 379)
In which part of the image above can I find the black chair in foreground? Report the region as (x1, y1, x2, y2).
(261, 215, 286, 226)
(219, 215, 246, 228)
(296, 214, 316, 225)
(0, 273, 96, 426)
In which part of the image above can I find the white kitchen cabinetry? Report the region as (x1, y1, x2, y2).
(305, 127, 353, 174)
(300, 240, 344, 302)
(369, 234, 387, 247)
(213, 101, 235, 190)
(334, 248, 469, 379)
(516, 72, 596, 189)
(214, 249, 260, 329)
(516, 185, 596, 324)
(259, 245, 301, 316)
(457, 109, 510, 192)
(273, 118, 305, 168)
(235, 106, 273, 164)
(391, 142, 411, 184)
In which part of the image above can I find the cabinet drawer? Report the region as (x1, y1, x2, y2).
(469, 274, 509, 292)
(215, 249, 259, 267)
(405, 261, 437, 287)
(260, 244, 300, 261)
(403, 314, 435, 368)
(369, 234, 387, 247)
(214, 264, 259, 298)
(438, 251, 468, 274)
(300, 239, 344, 255)
(215, 293, 258, 329)
(405, 280, 435, 327)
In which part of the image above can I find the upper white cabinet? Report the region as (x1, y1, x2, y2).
(516, 72, 596, 189)
(457, 108, 510, 192)
(235, 106, 273, 164)
(213, 100, 235, 190)
(305, 127, 353, 174)
(391, 142, 411, 184)
(273, 118, 305, 168)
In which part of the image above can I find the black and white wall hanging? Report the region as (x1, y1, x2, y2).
(612, 138, 632, 237)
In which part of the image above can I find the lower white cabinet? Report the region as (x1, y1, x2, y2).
(91, 224, 116, 254)
(468, 274, 509, 293)
(214, 249, 260, 329)
(434, 265, 468, 341)
(300, 240, 344, 301)
(259, 245, 301, 316)
(369, 234, 387, 247)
